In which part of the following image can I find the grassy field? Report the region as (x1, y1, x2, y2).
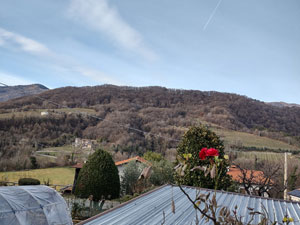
(229, 150, 300, 165)
(0, 167, 75, 186)
(38, 145, 74, 153)
(212, 127, 299, 151)
(231, 151, 287, 162)
(0, 108, 96, 119)
(35, 145, 93, 162)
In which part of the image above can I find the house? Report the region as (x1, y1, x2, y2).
(73, 138, 98, 149)
(41, 111, 49, 116)
(227, 165, 272, 197)
(227, 165, 266, 183)
(115, 156, 151, 178)
(76, 184, 300, 225)
(288, 189, 300, 202)
(72, 156, 151, 192)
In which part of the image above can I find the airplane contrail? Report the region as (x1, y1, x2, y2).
(203, 0, 223, 31)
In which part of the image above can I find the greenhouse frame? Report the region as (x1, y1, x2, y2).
(0, 185, 72, 225)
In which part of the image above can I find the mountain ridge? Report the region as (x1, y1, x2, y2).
(0, 84, 48, 102)
(0, 84, 299, 171)
(267, 102, 300, 108)
(1, 84, 300, 138)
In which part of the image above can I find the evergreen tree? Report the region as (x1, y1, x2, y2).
(74, 149, 120, 200)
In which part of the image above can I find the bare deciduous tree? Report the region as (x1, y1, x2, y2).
(234, 163, 281, 197)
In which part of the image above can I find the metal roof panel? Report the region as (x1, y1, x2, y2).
(80, 185, 300, 225)
(289, 190, 300, 198)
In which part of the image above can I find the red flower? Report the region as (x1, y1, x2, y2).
(206, 148, 219, 157)
(199, 148, 208, 160)
(199, 147, 219, 160)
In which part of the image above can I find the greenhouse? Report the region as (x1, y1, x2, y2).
(0, 185, 72, 225)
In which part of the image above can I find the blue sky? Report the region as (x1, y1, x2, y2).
(0, 0, 299, 103)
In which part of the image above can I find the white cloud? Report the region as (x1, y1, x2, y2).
(0, 28, 51, 56)
(0, 71, 35, 86)
(67, 0, 157, 61)
(0, 27, 124, 86)
(75, 67, 124, 85)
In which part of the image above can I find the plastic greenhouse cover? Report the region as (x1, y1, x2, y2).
(0, 185, 73, 225)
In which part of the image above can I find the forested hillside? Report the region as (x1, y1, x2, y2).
(0, 85, 299, 171)
(1, 85, 300, 136)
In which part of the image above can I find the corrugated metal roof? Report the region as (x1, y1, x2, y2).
(79, 185, 300, 225)
(289, 189, 300, 198)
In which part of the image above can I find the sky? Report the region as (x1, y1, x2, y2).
(0, 0, 299, 103)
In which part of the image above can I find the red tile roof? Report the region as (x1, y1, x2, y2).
(72, 156, 151, 169)
(72, 163, 84, 168)
(115, 156, 151, 166)
(227, 165, 267, 184)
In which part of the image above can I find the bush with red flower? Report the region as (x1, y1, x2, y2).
(175, 126, 293, 225)
(176, 143, 294, 225)
(175, 126, 232, 190)
(199, 147, 219, 160)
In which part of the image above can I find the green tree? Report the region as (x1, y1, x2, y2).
(288, 166, 299, 191)
(30, 156, 39, 169)
(74, 149, 120, 200)
(121, 161, 145, 195)
(175, 125, 232, 190)
(143, 151, 163, 162)
(149, 160, 174, 186)
(143, 151, 174, 186)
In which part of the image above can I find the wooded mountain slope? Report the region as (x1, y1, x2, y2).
(1, 85, 300, 137)
(0, 85, 299, 171)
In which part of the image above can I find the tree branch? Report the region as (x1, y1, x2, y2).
(178, 185, 219, 225)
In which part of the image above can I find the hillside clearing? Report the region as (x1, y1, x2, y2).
(0, 108, 96, 119)
(0, 167, 75, 186)
(212, 128, 299, 151)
